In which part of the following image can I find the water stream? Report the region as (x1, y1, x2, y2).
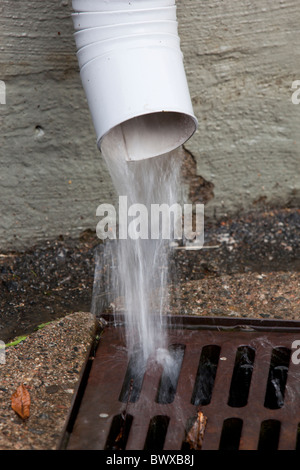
(92, 141, 183, 362)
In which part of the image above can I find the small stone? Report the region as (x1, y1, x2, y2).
(28, 428, 45, 435)
(46, 385, 59, 394)
(260, 313, 270, 318)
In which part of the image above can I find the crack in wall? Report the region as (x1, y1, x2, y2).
(181, 146, 214, 205)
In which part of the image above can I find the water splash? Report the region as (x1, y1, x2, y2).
(92, 140, 183, 361)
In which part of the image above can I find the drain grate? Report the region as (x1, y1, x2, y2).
(63, 316, 300, 450)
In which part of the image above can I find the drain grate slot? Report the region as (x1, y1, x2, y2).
(228, 346, 255, 408)
(264, 347, 291, 410)
(219, 418, 243, 450)
(144, 416, 170, 451)
(257, 419, 281, 451)
(119, 352, 147, 403)
(156, 344, 185, 405)
(105, 413, 134, 450)
(296, 424, 300, 450)
(64, 317, 300, 450)
(191, 345, 220, 406)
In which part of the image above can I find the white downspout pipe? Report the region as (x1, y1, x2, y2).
(71, 0, 197, 161)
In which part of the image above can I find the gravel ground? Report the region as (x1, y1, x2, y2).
(94, 207, 300, 320)
(0, 207, 299, 449)
(168, 207, 300, 320)
(169, 271, 300, 319)
(0, 311, 98, 450)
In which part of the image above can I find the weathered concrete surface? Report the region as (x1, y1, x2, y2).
(0, 0, 300, 250)
(0, 0, 115, 250)
(178, 0, 300, 216)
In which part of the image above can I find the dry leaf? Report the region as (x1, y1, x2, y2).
(11, 384, 31, 420)
(185, 410, 207, 450)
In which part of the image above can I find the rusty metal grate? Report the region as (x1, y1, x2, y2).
(62, 316, 300, 450)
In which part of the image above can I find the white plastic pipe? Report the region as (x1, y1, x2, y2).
(72, 0, 176, 12)
(71, 7, 177, 30)
(74, 21, 178, 49)
(77, 33, 180, 69)
(72, 0, 197, 161)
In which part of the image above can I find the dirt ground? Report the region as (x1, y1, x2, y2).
(0, 207, 299, 449)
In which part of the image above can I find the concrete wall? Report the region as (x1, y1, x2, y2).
(1, 0, 299, 250)
(179, 0, 300, 218)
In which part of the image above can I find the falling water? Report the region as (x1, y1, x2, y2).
(91, 136, 183, 361)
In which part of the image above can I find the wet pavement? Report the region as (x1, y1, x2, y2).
(0, 230, 97, 344)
